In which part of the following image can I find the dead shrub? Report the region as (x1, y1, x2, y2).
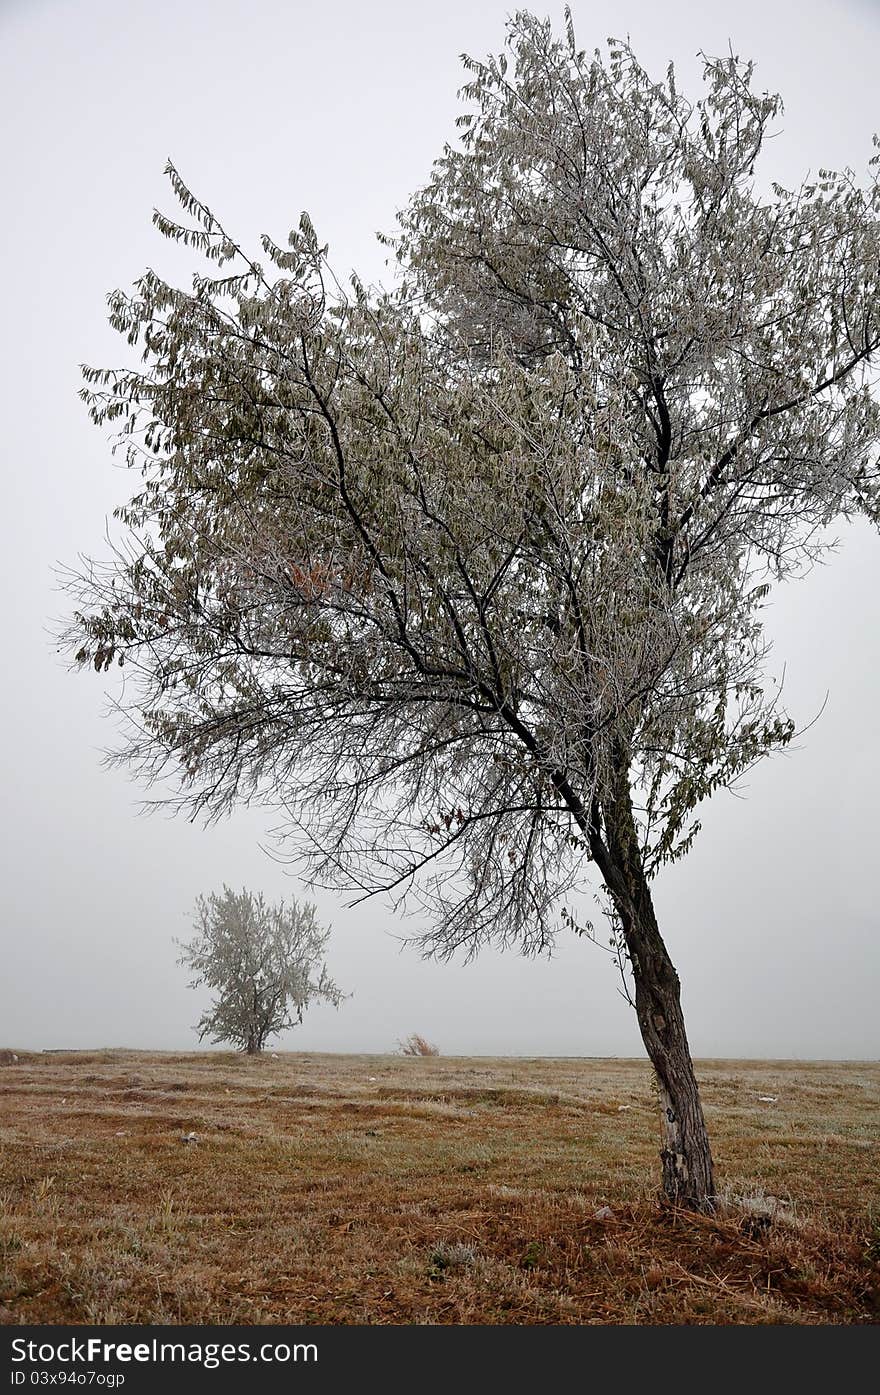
(397, 1034, 439, 1057)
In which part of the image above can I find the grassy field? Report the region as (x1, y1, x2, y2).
(0, 1049, 877, 1325)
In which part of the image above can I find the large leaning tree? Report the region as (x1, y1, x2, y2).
(64, 11, 880, 1210)
(177, 886, 345, 1055)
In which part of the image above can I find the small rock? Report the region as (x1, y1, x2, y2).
(756, 1095, 778, 1103)
(115, 1129, 129, 1137)
(180, 1131, 199, 1145)
(369, 1076, 377, 1082)
(270, 1053, 279, 1059)
(617, 1104, 632, 1111)
(593, 1206, 614, 1220)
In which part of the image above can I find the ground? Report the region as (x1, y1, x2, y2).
(0, 1050, 877, 1324)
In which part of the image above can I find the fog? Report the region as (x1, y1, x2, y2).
(0, 0, 877, 1058)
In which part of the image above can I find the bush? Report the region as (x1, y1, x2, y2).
(397, 1033, 439, 1057)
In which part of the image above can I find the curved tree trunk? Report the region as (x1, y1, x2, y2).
(624, 911, 715, 1211)
(590, 754, 716, 1212)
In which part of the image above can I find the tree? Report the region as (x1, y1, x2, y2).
(64, 10, 880, 1209)
(177, 886, 345, 1054)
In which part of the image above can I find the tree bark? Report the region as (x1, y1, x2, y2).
(590, 754, 716, 1212)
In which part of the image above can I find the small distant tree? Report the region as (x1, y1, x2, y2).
(177, 886, 345, 1054)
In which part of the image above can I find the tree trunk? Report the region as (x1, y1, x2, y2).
(592, 756, 716, 1212)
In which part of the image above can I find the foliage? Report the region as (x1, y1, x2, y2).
(64, 13, 880, 964)
(177, 886, 345, 1053)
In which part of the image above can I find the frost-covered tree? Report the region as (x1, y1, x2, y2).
(177, 887, 345, 1054)
(65, 11, 880, 1209)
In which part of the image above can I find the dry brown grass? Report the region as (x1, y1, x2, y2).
(0, 1050, 877, 1324)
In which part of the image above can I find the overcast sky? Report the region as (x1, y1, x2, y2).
(1, 0, 878, 1059)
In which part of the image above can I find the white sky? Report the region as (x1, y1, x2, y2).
(1, 0, 878, 1058)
